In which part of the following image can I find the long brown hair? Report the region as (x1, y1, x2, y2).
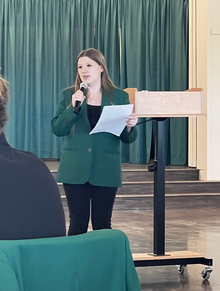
(74, 48, 116, 92)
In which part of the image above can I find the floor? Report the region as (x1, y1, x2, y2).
(51, 158, 219, 291)
(63, 202, 220, 291)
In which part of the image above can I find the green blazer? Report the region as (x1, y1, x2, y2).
(52, 86, 138, 187)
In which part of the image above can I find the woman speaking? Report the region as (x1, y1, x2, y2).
(52, 48, 138, 235)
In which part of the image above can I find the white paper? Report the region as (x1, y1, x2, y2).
(90, 104, 133, 136)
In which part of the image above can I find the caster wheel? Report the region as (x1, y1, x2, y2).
(201, 267, 213, 280)
(177, 265, 185, 274)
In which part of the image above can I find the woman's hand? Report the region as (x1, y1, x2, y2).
(72, 90, 86, 108)
(125, 113, 138, 132)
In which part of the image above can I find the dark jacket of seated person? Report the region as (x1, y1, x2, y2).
(0, 75, 65, 239)
(0, 132, 66, 240)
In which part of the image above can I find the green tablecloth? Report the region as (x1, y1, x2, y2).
(0, 229, 141, 291)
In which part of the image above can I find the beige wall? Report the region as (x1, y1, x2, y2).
(189, 0, 220, 180)
(207, 0, 220, 180)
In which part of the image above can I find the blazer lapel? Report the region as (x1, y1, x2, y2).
(101, 90, 113, 109)
(80, 100, 90, 127)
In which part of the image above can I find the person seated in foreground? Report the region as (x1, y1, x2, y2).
(0, 76, 66, 240)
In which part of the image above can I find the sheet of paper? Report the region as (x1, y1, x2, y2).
(90, 104, 133, 136)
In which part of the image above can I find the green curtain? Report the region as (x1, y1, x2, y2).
(0, 0, 188, 164)
(120, 0, 189, 164)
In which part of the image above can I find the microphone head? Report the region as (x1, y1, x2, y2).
(80, 82, 88, 90)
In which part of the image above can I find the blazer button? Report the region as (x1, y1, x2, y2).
(88, 148, 92, 152)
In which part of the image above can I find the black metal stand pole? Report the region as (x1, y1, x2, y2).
(153, 119, 165, 255)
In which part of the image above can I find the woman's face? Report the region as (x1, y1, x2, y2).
(78, 56, 103, 88)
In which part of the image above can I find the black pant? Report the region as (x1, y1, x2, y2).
(63, 182, 117, 235)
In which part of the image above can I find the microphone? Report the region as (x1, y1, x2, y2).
(73, 82, 88, 114)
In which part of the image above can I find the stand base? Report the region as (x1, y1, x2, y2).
(133, 251, 213, 267)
